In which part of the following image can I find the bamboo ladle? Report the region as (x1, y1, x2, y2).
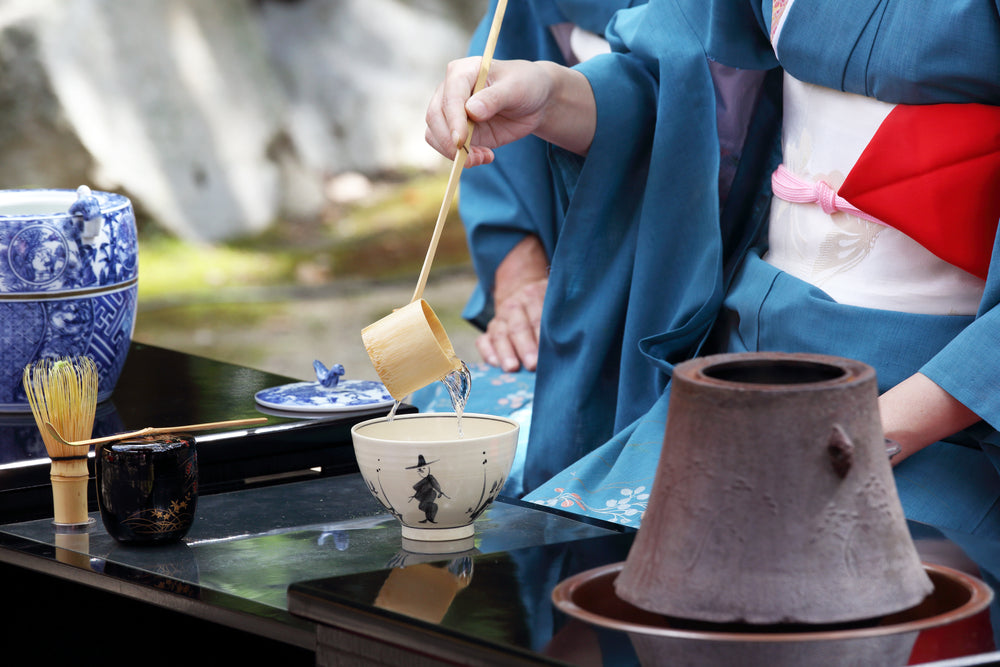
(362, 0, 508, 400)
(44, 417, 268, 448)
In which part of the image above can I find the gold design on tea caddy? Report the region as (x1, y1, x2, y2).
(118, 490, 196, 537)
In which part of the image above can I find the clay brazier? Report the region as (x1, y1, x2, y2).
(614, 352, 933, 625)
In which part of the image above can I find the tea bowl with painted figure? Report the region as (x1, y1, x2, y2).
(351, 413, 518, 542)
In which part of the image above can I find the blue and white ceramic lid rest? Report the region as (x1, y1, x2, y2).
(254, 361, 394, 413)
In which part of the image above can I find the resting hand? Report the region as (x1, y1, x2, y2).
(477, 235, 548, 371)
(880, 372, 981, 464)
(425, 58, 595, 166)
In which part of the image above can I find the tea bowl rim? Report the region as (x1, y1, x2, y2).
(351, 412, 520, 445)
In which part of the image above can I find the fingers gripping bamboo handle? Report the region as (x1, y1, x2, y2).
(411, 0, 508, 304)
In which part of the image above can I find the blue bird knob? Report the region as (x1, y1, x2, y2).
(313, 361, 346, 388)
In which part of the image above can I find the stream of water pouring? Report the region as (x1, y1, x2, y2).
(441, 360, 471, 437)
(384, 361, 471, 437)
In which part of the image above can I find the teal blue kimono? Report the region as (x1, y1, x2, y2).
(513, 0, 1000, 538)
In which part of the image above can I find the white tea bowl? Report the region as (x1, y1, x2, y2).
(351, 413, 518, 542)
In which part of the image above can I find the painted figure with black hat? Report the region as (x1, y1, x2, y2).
(408, 454, 450, 524)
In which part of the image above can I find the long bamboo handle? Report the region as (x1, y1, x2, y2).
(411, 0, 508, 303)
(45, 417, 268, 447)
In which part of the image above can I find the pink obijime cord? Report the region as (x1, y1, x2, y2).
(770, 164, 885, 226)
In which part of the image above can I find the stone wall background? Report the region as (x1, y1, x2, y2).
(0, 0, 486, 241)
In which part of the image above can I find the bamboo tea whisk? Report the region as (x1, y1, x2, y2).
(24, 356, 99, 525)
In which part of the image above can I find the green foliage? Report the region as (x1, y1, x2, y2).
(131, 170, 476, 378)
(136, 170, 468, 304)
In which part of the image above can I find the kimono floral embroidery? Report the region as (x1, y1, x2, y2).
(771, 0, 790, 38)
(497, 389, 532, 411)
(531, 485, 649, 525)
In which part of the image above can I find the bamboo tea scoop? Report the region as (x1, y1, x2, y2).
(44, 417, 268, 448)
(362, 0, 507, 401)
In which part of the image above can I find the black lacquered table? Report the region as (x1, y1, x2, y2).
(0, 473, 624, 665)
(3, 345, 1000, 666)
(286, 518, 1000, 666)
(0, 342, 415, 523)
(3, 467, 1000, 665)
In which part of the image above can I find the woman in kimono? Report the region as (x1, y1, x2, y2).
(426, 0, 1000, 537)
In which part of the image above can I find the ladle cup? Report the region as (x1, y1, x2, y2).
(362, 299, 463, 400)
(361, 0, 507, 400)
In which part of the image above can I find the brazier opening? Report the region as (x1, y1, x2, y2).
(701, 358, 846, 386)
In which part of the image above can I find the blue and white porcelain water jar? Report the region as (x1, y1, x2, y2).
(0, 186, 138, 411)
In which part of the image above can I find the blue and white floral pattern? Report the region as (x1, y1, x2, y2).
(0, 188, 137, 293)
(255, 378, 393, 413)
(0, 187, 138, 411)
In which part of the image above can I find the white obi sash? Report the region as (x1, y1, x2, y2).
(764, 75, 986, 316)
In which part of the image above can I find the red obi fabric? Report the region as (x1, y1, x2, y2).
(773, 104, 1000, 280)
